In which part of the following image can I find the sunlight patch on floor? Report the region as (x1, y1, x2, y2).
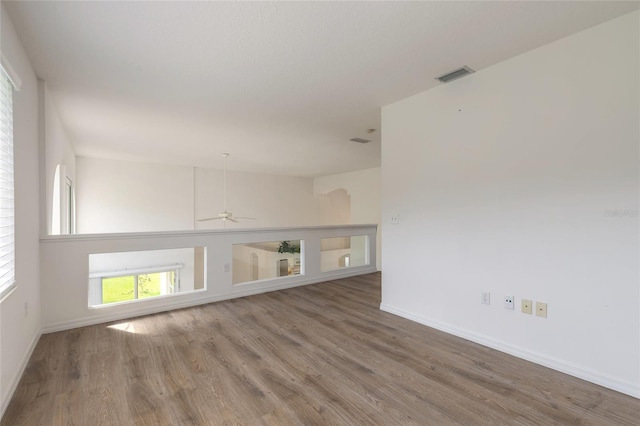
(107, 322, 142, 334)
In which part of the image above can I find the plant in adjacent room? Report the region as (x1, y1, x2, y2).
(278, 241, 300, 254)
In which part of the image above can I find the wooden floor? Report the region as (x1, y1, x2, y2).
(3, 273, 639, 425)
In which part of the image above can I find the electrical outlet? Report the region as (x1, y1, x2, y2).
(224, 263, 230, 273)
(391, 214, 399, 224)
(536, 302, 548, 318)
(521, 299, 532, 314)
(504, 296, 514, 310)
(481, 291, 490, 305)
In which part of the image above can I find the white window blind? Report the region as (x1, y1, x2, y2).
(0, 67, 15, 299)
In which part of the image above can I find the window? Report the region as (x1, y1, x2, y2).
(88, 247, 206, 307)
(100, 269, 179, 305)
(52, 165, 75, 235)
(65, 176, 75, 234)
(0, 67, 15, 299)
(90, 266, 181, 306)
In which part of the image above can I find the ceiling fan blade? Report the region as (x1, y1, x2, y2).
(197, 217, 222, 222)
(236, 216, 256, 220)
(227, 217, 239, 223)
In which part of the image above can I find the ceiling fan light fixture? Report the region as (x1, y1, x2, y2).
(197, 153, 256, 224)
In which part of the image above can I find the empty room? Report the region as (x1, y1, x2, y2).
(0, 1, 639, 424)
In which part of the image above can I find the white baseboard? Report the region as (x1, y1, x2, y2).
(380, 303, 640, 399)
(42, 267, 377, 334)
(1, 328, 42, 419)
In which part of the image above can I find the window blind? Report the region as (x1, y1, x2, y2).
(0, 67, 15, 299)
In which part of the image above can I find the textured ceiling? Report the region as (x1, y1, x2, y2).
(4, 1, 638, 176)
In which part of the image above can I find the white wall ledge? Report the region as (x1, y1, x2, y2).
(40, 223, 378, 243)
(40, 224, 378, 334)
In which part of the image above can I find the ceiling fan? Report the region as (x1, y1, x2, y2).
(198, 153, 256, 224)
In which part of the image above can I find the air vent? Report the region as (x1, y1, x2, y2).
(436, 66, 475, 83)
(350, 137, 371, 144)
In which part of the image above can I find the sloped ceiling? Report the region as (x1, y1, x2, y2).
(4, 1, 638, 176)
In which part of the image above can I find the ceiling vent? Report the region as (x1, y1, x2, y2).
(436, 66, 475, 83)
(350, 137, 371, 144)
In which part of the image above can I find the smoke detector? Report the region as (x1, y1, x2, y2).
(436, 66, 475, 83)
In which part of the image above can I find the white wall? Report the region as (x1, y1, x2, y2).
(0, 3, 42, 415)
(381, 11, 639, 397)
(196, 167, 347, 230)
(40, 82, 76, 235)
(76, 157, 351, 234)
(76, 157, 195, 233)
(314, 167, 381, 269)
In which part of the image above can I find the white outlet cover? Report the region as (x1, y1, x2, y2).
(504, 296, 514, 310)
(481, 292, 490, 305)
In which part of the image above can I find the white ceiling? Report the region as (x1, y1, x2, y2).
(4, 1, 638, 177)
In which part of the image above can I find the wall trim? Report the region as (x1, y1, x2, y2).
(40, 224, 378, 243)
(42, 267, 377, 334)
(379, 303, 640, 399)
(1, 328, 41, 418)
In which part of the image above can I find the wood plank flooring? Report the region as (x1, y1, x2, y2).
(3, 273, 639, 425)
